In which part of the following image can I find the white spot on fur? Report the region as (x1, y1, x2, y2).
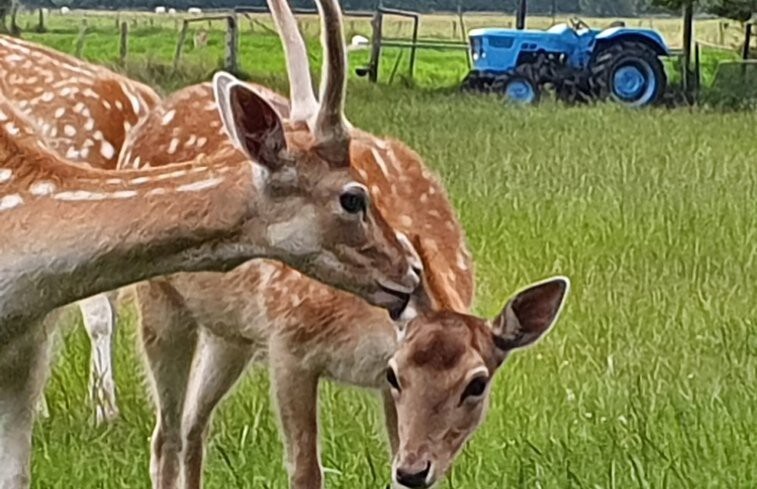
(29, 181, 56, 196)
(197, 137, 207, 148)
(399, 215, 413, 227)
(161, 110, 176, 126)
(54, 107, 66, 118)
(177, 177, 223, 192)
(370, 148, 389, 176)
(146, 187, 168, 196)
(64, 125, 76, 137)
(110, 190, 138, 199)
(132, 156, 141, 168)
(185, 135, 197, 147)
(125, 91, 141, 115)
(84, 118, 95, 131)
(167, 138, 180, 154)
(0, 110, 7, 122)
(54, 191, 108, 201)
(65, 147, 80, 159)
(0, 194, 23, 211)
(74, 102, 85, 114)
(0, 169, 11, 183)
(129, 176, 151, 185)
(4, 122, 20, 136)
(41, 91, 54, 102)
(154, 169, 188, 181)
(115, 101, 123, 111)
(456, 251, 469, 271)
(100, 140, 116, 160)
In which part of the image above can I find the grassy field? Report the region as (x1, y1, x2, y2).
(12, 11, 757, 489)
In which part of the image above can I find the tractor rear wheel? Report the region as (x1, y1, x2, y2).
(590, 41, 667, 107)
(491, 65, 541, 105)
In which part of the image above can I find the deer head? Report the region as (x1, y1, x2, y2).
(387, 277, 570, 488)
(210, 71, 421, 318)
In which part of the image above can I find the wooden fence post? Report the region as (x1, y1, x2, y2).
(368, 11, 383, 83)
(35, 8, 47, 33)
(173, 20, 189, 72)
(119, 21, 128, 66)
(10, 2, 20, 36)
(75, 20, 88, 58)
(225, 14, 239, 74)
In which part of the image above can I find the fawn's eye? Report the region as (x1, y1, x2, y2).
(460, 376, 488, 403)
(339, 186, 368, 215)
(386, 367, 401, 391)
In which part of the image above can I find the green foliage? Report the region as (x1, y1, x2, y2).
(705, 0, 757, 21)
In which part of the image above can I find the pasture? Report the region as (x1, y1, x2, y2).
(15, 10, 757, 489)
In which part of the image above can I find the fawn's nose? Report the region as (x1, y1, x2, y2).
(395, 461, 431, 488)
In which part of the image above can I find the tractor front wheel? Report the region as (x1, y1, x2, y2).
(491, 65, 541, 105)
(590, 42, 667, 107)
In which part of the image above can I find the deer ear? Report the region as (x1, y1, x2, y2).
(490, 277, 570, 355)
(213, 71, 288, 172)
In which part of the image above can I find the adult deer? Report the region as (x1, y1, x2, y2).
(0, 60, 421, 488)
(0, 34, 286, 425)
(122, 1, 570, 488)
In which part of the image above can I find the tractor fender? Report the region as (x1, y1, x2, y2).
(594, 28, 670, 56)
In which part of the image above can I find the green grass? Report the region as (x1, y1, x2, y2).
(15, 14, 757, 489)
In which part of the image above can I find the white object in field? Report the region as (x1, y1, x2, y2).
(154, 6, 166, 14)
(349, 35, 369, 52)
(188, 7, 203, 15)
(168, 8, 177, 15)
(60, 6, 70, 14)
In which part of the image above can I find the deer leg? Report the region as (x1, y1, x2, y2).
(138, 282, 199, 489)
(269, 342, 322, 489)
(381, 389, 399, 457)
(80, 293, 119, 425)
(181, 332, 253, 489)
(0, 321, 50, 489)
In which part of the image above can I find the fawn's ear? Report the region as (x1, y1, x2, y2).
(490, 277, 570, 360)
(213, 71, 288, 173)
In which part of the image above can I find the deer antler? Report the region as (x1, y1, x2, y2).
(266, 0, 319, 123)
(312, 0, 351, 161)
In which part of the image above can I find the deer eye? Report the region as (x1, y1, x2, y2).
(386, 367, 401, 391)
(460, 376, 488, 403)
(339, 186, 368, 215)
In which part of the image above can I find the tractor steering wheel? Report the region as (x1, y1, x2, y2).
(569, 17, 590, 31)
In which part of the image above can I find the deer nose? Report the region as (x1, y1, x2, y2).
(395, 461, 431, 488)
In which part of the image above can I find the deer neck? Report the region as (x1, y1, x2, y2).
(0, 132, 272, 330)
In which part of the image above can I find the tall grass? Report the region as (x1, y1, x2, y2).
(33, 67, 757, 488)
(11, 9, 756, 488)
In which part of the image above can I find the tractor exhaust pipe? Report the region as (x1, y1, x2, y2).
(516, 0, 527, 30)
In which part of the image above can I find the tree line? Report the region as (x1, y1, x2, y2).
(2, 0, 755, 35)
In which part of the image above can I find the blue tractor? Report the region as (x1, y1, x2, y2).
(461, 18, 671, 107)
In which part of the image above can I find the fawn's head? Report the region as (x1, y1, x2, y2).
(387, 277, 570, 488)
